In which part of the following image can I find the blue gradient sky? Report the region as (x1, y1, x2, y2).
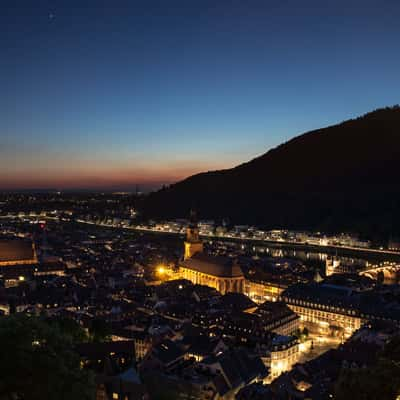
(1, 0, 400, 190)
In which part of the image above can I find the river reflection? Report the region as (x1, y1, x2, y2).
(209, 239, 390, 271)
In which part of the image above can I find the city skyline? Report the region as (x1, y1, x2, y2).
(2, 0, 400, 190)
(2, 2, 400, 398)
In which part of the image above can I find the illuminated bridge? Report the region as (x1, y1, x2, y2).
(359, 262, 400, 283)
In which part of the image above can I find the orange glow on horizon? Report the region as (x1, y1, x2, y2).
(0, 162, 229, 190)
(0, 146, 243, 190)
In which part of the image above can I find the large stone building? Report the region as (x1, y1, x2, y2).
(243, 279, 286, 303)
(179, 212, 245, 295)
(281, 283, 363, 337)
(282, 282, 400, 339)
(0, 239, 38, 266)
(0, 239, 38, 287)
(267, 335, 299, 380)
(254, 301, 300, 336)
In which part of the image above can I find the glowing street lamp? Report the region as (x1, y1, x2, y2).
(157, 266, 166, 274)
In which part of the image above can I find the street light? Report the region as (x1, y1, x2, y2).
(157, 266, 165, 274)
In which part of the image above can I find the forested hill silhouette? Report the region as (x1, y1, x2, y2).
(141, 106, 400, 240)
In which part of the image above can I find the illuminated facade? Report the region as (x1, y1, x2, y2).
(179, 211, 245, 295)
(325, 257, 341, 276)
(286, 303, 361, 336)
(244, 279, 286, 303)
(281, 284, 362, 337)
(268, 336, 299, 380)
(179, 253, 245, 295)
(0, 239, 38, 287)
(0, 239, 38, 267)
(133, 337, 150, 361)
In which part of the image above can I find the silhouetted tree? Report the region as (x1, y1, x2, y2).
(335, 336, 400, 400)
(89, 319, 111, 342)
(0, 314, 95, 400)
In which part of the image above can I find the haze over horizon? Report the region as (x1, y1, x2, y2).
(2, 0, 400, 190)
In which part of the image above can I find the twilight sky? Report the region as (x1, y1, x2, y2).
(1, 0, 400, 191)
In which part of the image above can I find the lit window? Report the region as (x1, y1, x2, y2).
(112, 394, 119, 400)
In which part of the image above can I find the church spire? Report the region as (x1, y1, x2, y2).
(186, 209, 200, 243)
(189, 208, 197, 227)
(184, 209, 203, 260)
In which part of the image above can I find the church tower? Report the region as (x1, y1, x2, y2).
(184, 209, 203, 260)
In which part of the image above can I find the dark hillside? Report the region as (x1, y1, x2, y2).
(141, 106, 400, 240)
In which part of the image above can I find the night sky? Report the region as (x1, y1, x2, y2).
(2, 0, 400, 190)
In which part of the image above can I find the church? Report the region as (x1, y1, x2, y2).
(0, 238, 38, 288)
(179, 212, 245, 295)
(0, 239, 38, 267)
